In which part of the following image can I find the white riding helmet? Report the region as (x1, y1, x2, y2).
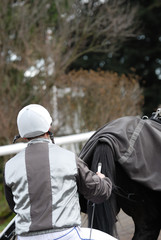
(17, 104, 52, 138)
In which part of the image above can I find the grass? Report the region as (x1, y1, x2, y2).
(0, 214, 15, 232)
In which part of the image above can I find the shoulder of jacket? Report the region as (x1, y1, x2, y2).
(5, 148, 26, 166)
(49, 143, 76, 157)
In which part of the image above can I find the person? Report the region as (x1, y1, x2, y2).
(3, 104, 112, 240)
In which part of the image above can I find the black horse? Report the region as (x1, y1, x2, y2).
(79, 113, 161, 240)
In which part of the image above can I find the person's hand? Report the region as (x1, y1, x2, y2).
(96, 172, 105, 179)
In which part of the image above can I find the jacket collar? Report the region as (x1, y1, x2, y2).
(28, 138, 51, 145)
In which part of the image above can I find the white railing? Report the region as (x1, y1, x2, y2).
(0, 131, 95, 156)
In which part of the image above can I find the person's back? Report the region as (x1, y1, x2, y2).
(3, 104, 112, 240)
(5, 139, 81, 235)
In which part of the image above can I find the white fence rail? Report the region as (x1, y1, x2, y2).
(0, 131, 95, 156)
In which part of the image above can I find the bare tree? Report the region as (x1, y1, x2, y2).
(52, 0, 140, 76)
(0, 0, 54, 143)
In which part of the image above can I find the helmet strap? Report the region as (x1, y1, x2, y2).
(48, 131, 55, 144)
(13, 134, 21, 144)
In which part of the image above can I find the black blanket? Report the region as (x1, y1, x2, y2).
(79, 116, 161, 191)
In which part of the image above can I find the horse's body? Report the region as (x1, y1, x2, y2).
(79, 115, 161, 240)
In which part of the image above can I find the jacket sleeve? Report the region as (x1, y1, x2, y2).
(76, 157, 112, 204)
(3, 170, 15, 213)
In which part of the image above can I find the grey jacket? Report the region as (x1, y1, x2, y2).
(4, 138, 112, 236)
